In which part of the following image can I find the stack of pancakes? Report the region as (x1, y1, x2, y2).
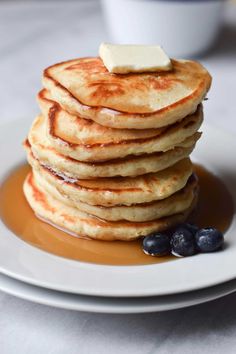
(23, 57, 211, 241)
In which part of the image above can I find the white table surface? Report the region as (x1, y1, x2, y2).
(0, 1, 236, 353)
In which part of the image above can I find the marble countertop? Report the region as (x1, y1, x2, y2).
(0, 1, 236, 353)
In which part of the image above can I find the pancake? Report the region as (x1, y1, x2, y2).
(38, 88, 165, 144)
(43, 57, 211, 129)
(29, 109, 202, 163)
(33, 166, 196, 222)
(38, 88, 203, 162)
(23, 172, 198, 241)
(26, 113, 200, 178)
(26, 149, 193, 206)
(29, 140, 197, 179)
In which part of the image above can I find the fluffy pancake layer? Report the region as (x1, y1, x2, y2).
(43, 57, 211, 129)
(29, 107, 202, 162)
(33, 167, 196, 222)
(26, 148, 193, 207)
(26, 115, 199, 178)
(24, 171, 198, 241)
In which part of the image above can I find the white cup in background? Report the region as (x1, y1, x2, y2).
(101, 0, 224, 58)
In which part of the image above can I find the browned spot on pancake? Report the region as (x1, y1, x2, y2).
(61, 213, 76, 223)
(39, 92, 59, 138)
(48, 105, 59, 136)
(88, 81, 125, 100)
(148, 76, 178, 90)
(23, 139, 31, 148)
(66, 58, 107, 74)
(129, 79, 148, 91)
(28, 173, 55, 212)
(75, 117, 94, 127)
(35, 142, 58, 153)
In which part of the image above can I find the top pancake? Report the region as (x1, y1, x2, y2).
(43, 57, 211, 129)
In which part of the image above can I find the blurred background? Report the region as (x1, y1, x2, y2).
(0, 0, 235, 132)
(0, 3, 236, 352)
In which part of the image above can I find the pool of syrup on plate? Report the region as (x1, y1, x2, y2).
(0, 164, 234, 265)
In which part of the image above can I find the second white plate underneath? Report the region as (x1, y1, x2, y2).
(0, 272, 236, 314)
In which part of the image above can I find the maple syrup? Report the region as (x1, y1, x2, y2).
(0, 164, 234, 266)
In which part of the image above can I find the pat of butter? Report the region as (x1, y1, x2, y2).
(99, 43, 172, 74)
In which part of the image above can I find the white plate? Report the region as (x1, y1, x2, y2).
(0, 118, 236, 297)
(0, 272, 236, 314)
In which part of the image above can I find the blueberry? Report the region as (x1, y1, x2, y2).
(170, 229, 196, 257)
(195, 227, 224, 253)
(175, 223, 199, 236)
(143, 233, 170, 256)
